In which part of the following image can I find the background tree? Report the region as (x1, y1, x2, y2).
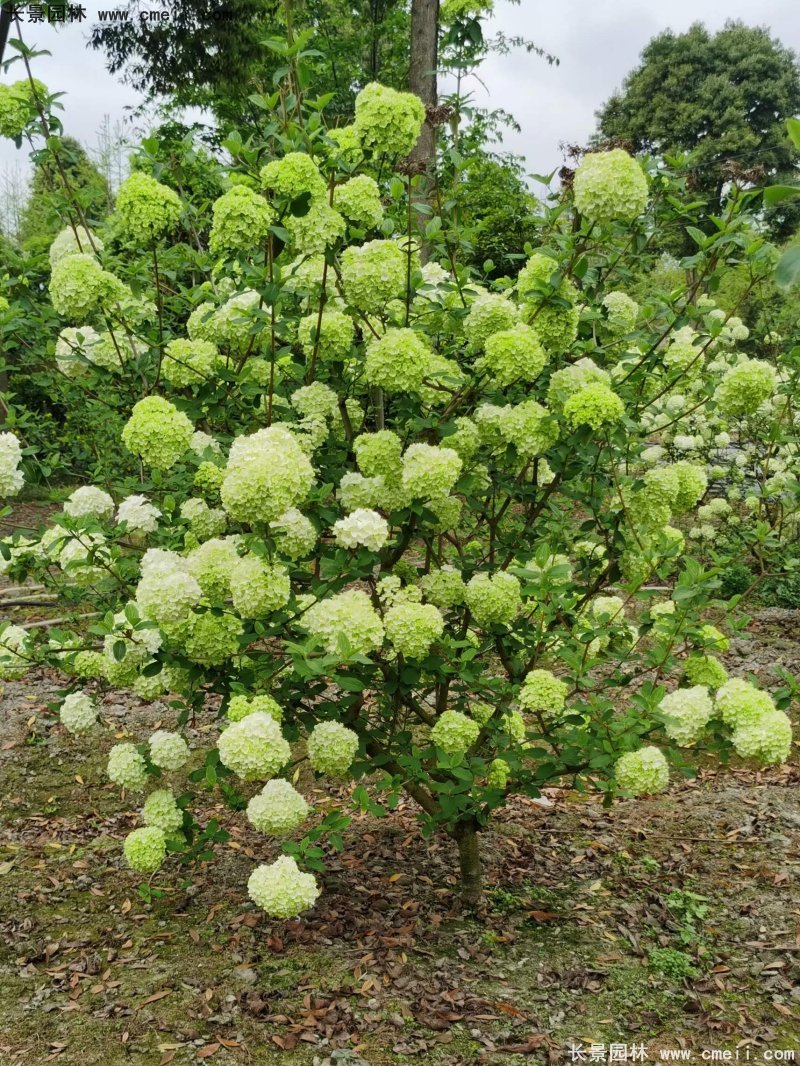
(596, 21, 800, 219)
(90, 0, 411, 128)
(17, 137, 111, 249)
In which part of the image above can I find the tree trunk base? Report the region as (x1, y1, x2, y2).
(453, 820, 483, 908)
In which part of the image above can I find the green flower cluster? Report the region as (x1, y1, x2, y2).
(187, 537, 241, 606)
(230, 555, 290, 617)
(303, 589, 384, 657)
(217, 711, 290, 780)
(335, 175, 384, 228)
(142, 789, 184, 833)
(402, 443, 462, 500)
(464, 571, 521, 628)
(247, 855, 319, 918)
(298, 309, 354, 362)
(353, 82, 425, 157)
(49, 254, 127, 321)
(307, 721, 359, 776)
(59, 691, 98, 735)
(517, 253, 580, 352)
(221, 426, 315, 524)
(431, 709, 480, 756)
(563, 383, 624, 431)
(614, 746, 669, 795)
(49, 225, 103, 268)
(341, 239, 407, 312)
(333, 508, 390, 552)
(0, 79, 47, 139)
(209, 185, 274, 256)
(162, 338, 220, 387)
(482, 323, 547, 387)
(602, 291, 639, 335)
(227, 693, 284, 723)
(365, 327, 433, 393)
(247, 779, 309, 835)
(683, 654, 728, 689)
(122, 396, 194, 470)
(517, 669, 568, 719)
(573, 149, 648, 224)
(384, 601, 445, 658)
(716, 359, 777, 417)
(659, 685, 714, 746)
(273, 508, 317, 559)
(419, 566, 465, 609)
(149, 730, 190, 771)
(107, 743, 148, 791)
(115, 172, 182, 243)
(123, 826, 167, 873)
(465, 292, 519, 353)
(260, 152, 327, 200)
(487, 757, 509, 789)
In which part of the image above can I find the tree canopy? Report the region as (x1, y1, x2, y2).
(596, 21, 800, 214)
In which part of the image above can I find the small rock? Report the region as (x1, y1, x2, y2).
(232, 966, 257, 985)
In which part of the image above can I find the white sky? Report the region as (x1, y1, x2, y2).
(1, 0, 799, 187)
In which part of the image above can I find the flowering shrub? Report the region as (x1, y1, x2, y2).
(0, 62, 796, 919)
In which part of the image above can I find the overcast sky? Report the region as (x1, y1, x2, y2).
(1, 0, 799, 187)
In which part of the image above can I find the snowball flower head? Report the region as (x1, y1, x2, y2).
(247, 779, 310, 835)
(248, 855, 320, 918)
(230, 555, 291, 618)
(715, 677, 775, 729)
(464, 571, 521, 628)
(683, 654, 728, 690)
(49, 253, 127, 321)
(217, 712, 291, 780)
(518, 669, 569, 720)
(335, 174, 384, 228)
(136, 569, 202, 626)
(115, 171, 182, 243)
(123, 826, 167, 873)
(573, 149, 648, 224)
(431, 709, 480, 757)
(49, 225, 103, 268)
(221, 426, 315, 524)
(716, 359, 777, 417)
(307, 721, 360, 776)
(353, 82, 425, 157)
(602, 291, 639, 335)
(59, 691, 98, 735)
(260, 151, 326, 200)
(149, 730, 190, 772)
(419, 566, 465, 609)
(333, 508, 390, 552)
(64, 485, 114, 521)
(517, 253, 580, 352)
(482, 323, 547, 387)
(304, 589, 385, 658)
(384, 601, 445, 659)
(340, 239, 406, 312)
(0, 78, 47, 138)
(0, 432, 24, 497)
(162, 338, 220, 388)
(563, 384, 624, 431)
(209, 184, 274, 255)
(298, 309, 355, 362)
(365, 327, 433, 393)
(273, 507, 317, 559)
(117, 494, 160, 534)
(180, 610, 244, 666)
(465, 292, 519, 353)
(487, 757, 510, 790)
(659, 685, 714, 746)
(402, 443, 462, 501)
(142, 789, 184, 833)
(122, 396, 193, 470)
(107, 743, 148, 792)
(354, 430, 403, 481)
(227, 693, 284, 724)
(614, 746, 669, 795)
(731, 710, 792, 765)
(0, 623, 28, 679)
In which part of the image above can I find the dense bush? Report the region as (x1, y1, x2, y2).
(0, 59, 797, 916)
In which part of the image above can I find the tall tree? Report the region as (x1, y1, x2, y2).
(90, 0, 410, 128)
(408, 0, 439, 170)
(596, 21, 800, 214)
(18, 137, 111, 248)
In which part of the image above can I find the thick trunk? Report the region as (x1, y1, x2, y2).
(408, 0, 439, 171)
(453, 819, 483, 907)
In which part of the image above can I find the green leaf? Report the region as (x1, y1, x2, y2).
(787, 116, 800, 150)
(763, 184, 800, 207)
(775, 245, 800, 289)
